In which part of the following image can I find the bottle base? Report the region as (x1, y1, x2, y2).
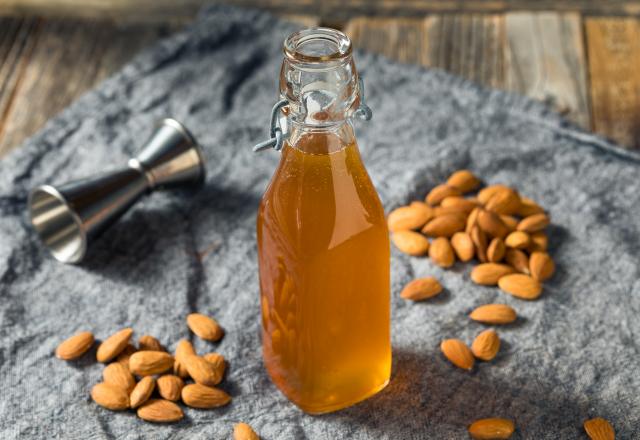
(292, 377, 390, 415)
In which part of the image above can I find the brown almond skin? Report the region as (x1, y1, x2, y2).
(528, 231, 548, 252)
(400, 277, 443, 301)
(505, 231, 531, 249)
(203, 352, 227, 380)
(130, 376, 156, 409)
(517, 196, 545, 217)
(181, 383, 232, 409)
(157, 375, 184, 402)
(471, 263, 515, 286)
(584, 417, 615, 440)
(184, 355, 223, 386)
(466, 207, 480, 234)
(55, 331, 94, 360)
(103, 362, 136, 393)
(116, 344, 137, 367)
(129, 351, 174, 376)
(471, 225, 488, 262)
(174, 339, 196, 378)
(470, 304, 517, 325)
(440, 339, 474, 370)
(451, 232, 475, 262)
(487, 238, 506, 263)
(500, 215, 519, 232)
(498, 274, 542, 300)
(138, 335, 164, 352)
(471, 329, 500, 361)
(96, 328, 133, 363)
(517, 213, 550, 232)
(421, 214, 466, 238)
(477, 209, 509, 239)
(468, 418, 515, 439)
(387, 203, 433, 232)
(529, 251, 555, 281)
(137, 399, 183, 423)
(187, 313, 224, 342)
(234, 422, 260, 440)
(429, 237, 456, 268)
(440, 196, 478, 213)
(91, 382, 130, 410)
(426, 184, 462, 206)
(505, 249, 530, 274)
(485, 188, 521, 215)
(447, 170, 480, 193)
(477, 185, 511, 205)
(391, 231, 429, 256)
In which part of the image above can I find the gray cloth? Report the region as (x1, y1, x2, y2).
(1, 5, 639, 439)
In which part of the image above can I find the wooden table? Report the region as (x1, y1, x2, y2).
(0, 9, 639, 156)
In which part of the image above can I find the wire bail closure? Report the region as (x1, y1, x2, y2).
(252, 76, 373, 153)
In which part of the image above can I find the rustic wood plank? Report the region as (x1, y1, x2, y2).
(586, 18, 640, 149)
(504, 12, 590, 128)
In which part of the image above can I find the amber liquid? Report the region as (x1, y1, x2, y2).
(257, 126, 391, 414)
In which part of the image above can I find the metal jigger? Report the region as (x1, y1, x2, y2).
(28, 118, 206, 264)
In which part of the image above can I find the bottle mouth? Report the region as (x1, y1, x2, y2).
(284, 28, 352, 63)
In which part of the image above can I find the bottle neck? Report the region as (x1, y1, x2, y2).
(286, 120, 356, 155)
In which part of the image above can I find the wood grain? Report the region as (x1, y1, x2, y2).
(504, 12, 590, 128)
(586, 18, 640, 149)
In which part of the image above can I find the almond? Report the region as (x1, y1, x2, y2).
(391, 230, 429, 256)
(471, 263, 515, 286)
(434, 206, 470, 218)
(103, 362, 135, 393)
(451, 232, 475, 262)
(426, 184, 462, 206)
(187, 313, 224, 342)
(471, 225, 488, 262)
(181, 383, 231, 409)
(487, 238, 506, 263)
(477, 209, 509, 239)
(529, 251, 555, 281)
(91, 382, 130, 410)
(400, 277, 443, 301)
(517, 196, 545, 217)
(203, 352, 227, 380)
(469, 304, 517, 325)
(440, 196, 478, 213)
(116, 344, 137, 366)
(184, 354, 223, 386)
(421, 214, 466, 238)
(584, 417, 615, 440)
(477, 184, 511, 205)
(96, 328, 133, 363)
(174, 339, 196, 378)
(130, 376, 156, 409)
(471, 329, 500, 361)
(468, 418, 515, 439)
(129, 351, 174, 376)
(505, 231, 530, 249)
(234, 422, 260, 440)
(466, 207, 480, 234)
(499, 215, 519, 232)
(387, 202, 434, 231)
(517, 213, 550, 233)
(139, 335, 164, 352)
(440, 339, 474, 370)
(498, 274, 542, 300)
(528, 231, 548, 252)
(55, 331, 94, 360)
(137, 399, 184, 423)
(505, 249, 530, 274)
(157, 375, 184, 402)
(485, 188, 521, 215)
(429, 237, 456, 268)
(446, 170, 480, 193)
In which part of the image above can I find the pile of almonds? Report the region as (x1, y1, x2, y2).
(390, 170, 614, 440)
(55, 313, 259, 440)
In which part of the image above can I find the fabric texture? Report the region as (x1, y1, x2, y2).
(1, 6, 639, 439)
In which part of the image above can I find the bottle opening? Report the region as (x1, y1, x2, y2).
(284, 28, 352, 63)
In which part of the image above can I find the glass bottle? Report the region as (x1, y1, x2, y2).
(256, 28, 391, 414)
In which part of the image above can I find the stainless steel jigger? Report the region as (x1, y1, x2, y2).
(28, 118, 206, 264)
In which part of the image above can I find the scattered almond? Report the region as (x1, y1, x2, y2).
(447, 170, 480, 193)
(505, 249, 530, 274)
(91, 382, 130, 411)
(487, 238, 506, 263)
(429, 237, 456, 268)
(387, 203, 434, 231)
(157, 375, 184, 402)
(466, 207, 480, 234)
(471, 225, 488, 263)
(187, 313, 224, 342)
(184, 355, 223, 386)
(440, 196, 478, 213)
(471, 329, 500, 361)
(440, 338, 474, 370)
(499, 215, 519, 232)
(517, 213, 550, 233)
(400, 277, 443, 301)
(426, 184, 462, 206)
(96, 328, 133, 363)
(203, 352, 227, 380)
(451, 232, 475, 262)
(181, 383, 232, 409)
(174, 339, 196, 378)
(505, 231, 530, 249)
(234, 422, 260, 440)
(517, 196, 545, 217)
(584, 417, 615, 440)
(421, 214, 466, 238)
(139, 335, 164, 352)
(477, 209, 509, 239)
(55, 331, 94, 360)
(468, 418, 515, 439)
(469, 304, 517, 325)
(137, 399, 184, 423)
(130, 376, 156, 409)
(103, 362, 135, 393)
(528, 231, 548, 252)
(392, 230, 430, 256)
(129, 351, 174, 376)
(529, 252, 555, 281)
(116, 344, 137, 366)
(498, 274, 542, 300)
(485, 188, 521, 215)
(471, 263, 515, 286)
(477, 185, 510, 205)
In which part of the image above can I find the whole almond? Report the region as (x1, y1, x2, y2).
(429, 237, 456, 268)
(139, 335, 164, 352)
(505, 231, 530, 249)
(174, 339, 196, 378)
(477, 185, 511, 205)
(485, 188, 521, 215)
(529, 252, 555, 281)
(157, 375, 184, 402)
(505, 249, 530, 274)
(487, 238, 506, 263)
(184, 355, 223, 386)
(129, 351, 174, 376)
(400, 277, 443, 301)
(234, 422, 260, 440)
(116, 344, 137, 367)
(498, 274, 542, 300)
(528, 231, 548, 252)
(584, 417, 615, 440)
(517, 213, 550, 232)
(470, 304, 517, 325)
(451, 232, 475, 262)
(468, 418, 515, 439)
(203, 352, 227, 380)
(434, 206, 470, 218)
(471, 263, 515, 286)
(421, 214, 466, 238)
(466, 207, 480, 234)
(387, 203, 434, 231)
(478, 209, 509, 239)
(391, 230, 430, 256)
(440, 196, 478, 213)
(55, 331, 94, 360)
(187, 313, 224, 342)
(181, 383, 232, 409)
(96, 328, 133, 363)
(426, 184, 462, 206)
(471, 329, 500, 361)
(137, 399, 183, 423)
(91, 382, 130, 410)
(130, 376, 156, 409)
(440, 339, 474, 370)
(499, 215, 519, 232)
(517, 196, 545, 217)
(103, 362, 135, 393)
(447, 170, 480, 193)
(471, 225, 488, 262)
